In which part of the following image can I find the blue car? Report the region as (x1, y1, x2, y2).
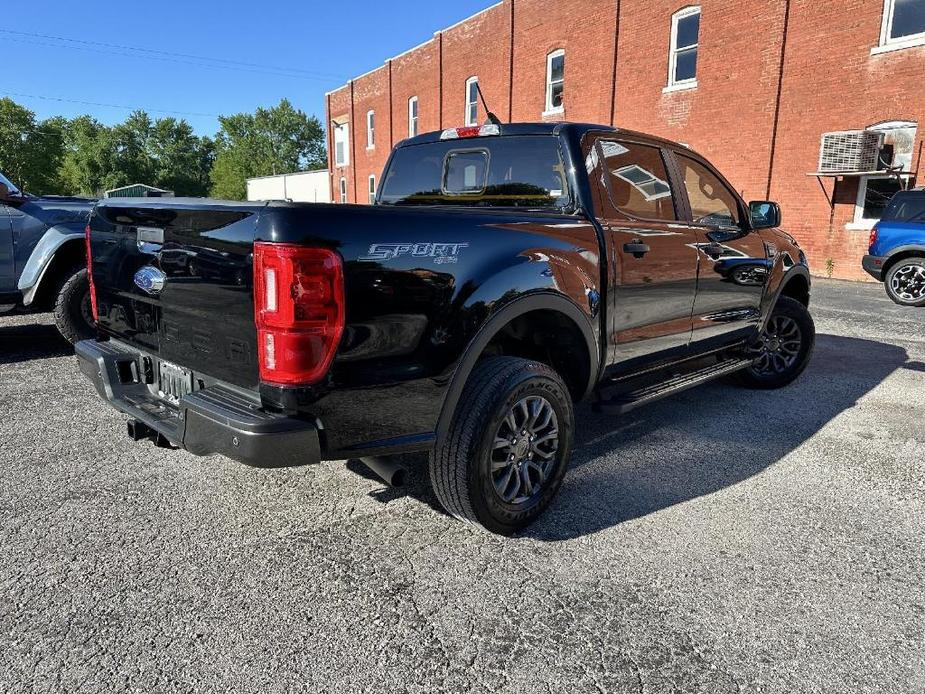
(863, 188, 925, 306)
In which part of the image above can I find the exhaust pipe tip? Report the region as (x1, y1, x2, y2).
(127, 419, 153, 442)
(360, 456, 407, 488)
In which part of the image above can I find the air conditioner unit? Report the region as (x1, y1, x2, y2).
(818, 130, 885, 173)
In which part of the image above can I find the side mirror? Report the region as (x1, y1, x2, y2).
(749, 201, 781, 230)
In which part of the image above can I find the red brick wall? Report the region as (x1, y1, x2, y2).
(326, 0, 924, 280)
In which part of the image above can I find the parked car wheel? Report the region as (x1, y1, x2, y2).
(429, 356, 574, 535)
(884, 257, 925, 307)
(54, 266, 95, 345)
(737, 296, 815, 390)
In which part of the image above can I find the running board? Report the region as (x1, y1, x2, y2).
(594, 358, 752, 415)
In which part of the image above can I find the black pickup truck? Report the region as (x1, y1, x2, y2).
(76, 122, 813, 534)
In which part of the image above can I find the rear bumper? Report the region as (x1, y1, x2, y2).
(75, 339, 321, 468)
(862, 255, 885, 281)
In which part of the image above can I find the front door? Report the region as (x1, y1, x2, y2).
(589, 137, 701, 368)
(0, 203, 13, 292)
(671, 152, 770, 347)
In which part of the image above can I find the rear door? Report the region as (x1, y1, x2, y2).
(0, 203, 12, 292)
(670, 151, 770, 347)
(587, 135, 701, 367)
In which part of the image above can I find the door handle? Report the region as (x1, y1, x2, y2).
(623, 242, 650, 259)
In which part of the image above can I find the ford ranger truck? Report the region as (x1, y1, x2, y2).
(76, 123, 814, 535)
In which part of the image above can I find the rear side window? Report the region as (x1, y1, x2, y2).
(882, 192, 925, 222)
(598, 140, 677, 221)
(379, 136, 569, 209)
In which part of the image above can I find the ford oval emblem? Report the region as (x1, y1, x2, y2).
(133, 266, 167, 295)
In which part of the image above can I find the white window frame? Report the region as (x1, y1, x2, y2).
(339, 177, 347, 204)
(333, 121, 349, 167)
(366, 110, 375, 150)
(873, 0, 925, 54)
(665, 6, 701, 93)
(368, 175, 376, 204)
(544, 49, 565, 116)
(408, 97, 419, 138)
(849, 175, 910, 229)
(465, 76, 479, 127)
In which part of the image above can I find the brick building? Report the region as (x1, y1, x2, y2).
(326, 0, 925, 280)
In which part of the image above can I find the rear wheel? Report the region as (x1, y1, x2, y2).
(737, 296, 815, 389)
(884, 257, 925, 307)
(429, 357, 573, 535)
(53, 266, 95, 345)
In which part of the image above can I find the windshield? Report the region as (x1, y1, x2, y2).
(379, 136, 570, 210)
(0, 172, 21, 195)
(882, 192, 925, 223)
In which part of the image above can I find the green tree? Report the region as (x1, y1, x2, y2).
(0, 98, 66, 194)
(210, 98, 326, 200)
(57, 115, 113, 196)
(149, 118, 213, 197)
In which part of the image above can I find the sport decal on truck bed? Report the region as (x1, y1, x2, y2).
(361, 242, 469, 265)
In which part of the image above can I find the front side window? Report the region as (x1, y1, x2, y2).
(465, 77, 479, 127)
(599, 140, 677, 221)
(545, 50, 565, 113)
(408, 97, 419, 137)
(379, 136, 569, 209)
(676, 154, 741, 227)
(334, 122, 349, 167)
(366, 111, 375, 149)
(339, 177, 347, 204)
(881, 0, 925, 45)
(668, 7, 701, 88)
(368, 175, 377, 204)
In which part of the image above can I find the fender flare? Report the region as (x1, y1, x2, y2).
(17, 226, 85, 306)
(761, 264, 811, 329)
(884, 243, 925, 262)
(435, 291, 600, 441)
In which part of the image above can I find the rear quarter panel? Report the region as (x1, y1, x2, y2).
(257, 204, 603, 456)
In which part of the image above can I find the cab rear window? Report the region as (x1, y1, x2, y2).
(379, 136, 570, 209)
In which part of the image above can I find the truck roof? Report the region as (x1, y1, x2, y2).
(395, 121, 692, 152)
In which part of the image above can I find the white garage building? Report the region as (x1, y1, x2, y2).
(246, 169, 331, 203)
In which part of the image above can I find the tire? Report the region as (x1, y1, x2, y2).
(884, 257, 925, 307)
(429, 357, 574, 535)
(53, 266, 95, 345)
(736, 296, 815, 390)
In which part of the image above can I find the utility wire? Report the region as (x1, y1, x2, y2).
(0, 89, 219, 118)
(0, 29, 346, 82)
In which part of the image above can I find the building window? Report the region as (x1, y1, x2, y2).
(333, 122, 349, 167)
(465, 77, 479, 126)
(879, 0, 925, 49)
(339, 177, 347, 204)
(408, 97, 419, 137)
(666, 6, 701, 91)
(856, 177, 905, 225)
(366, 110, 375, 149)
(368, 175, 376, 204)
(545, 50, 565, 115)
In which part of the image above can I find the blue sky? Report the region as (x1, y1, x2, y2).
(4, 1, 492, 135)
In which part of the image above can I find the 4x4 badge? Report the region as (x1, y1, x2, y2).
(133, 266, 167, 295)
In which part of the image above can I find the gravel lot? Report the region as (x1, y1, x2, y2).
(1, 278, 923, 693)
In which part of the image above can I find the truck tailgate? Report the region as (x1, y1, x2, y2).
(89, 201, 264, 390)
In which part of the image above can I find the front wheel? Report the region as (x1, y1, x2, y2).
(53, 266, 95, 345)
(884, 257, 925, 307)
(737, 296, 815, 389)
(429, 357, 574, 535)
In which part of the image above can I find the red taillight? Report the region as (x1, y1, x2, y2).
(869, 226, 879, 252)
(253, 243, 345, 386)
(84, 224, 99, 322)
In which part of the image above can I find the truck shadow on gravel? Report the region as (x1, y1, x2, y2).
(356, 334, 908, 541)
(0, 321, 73, 365)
